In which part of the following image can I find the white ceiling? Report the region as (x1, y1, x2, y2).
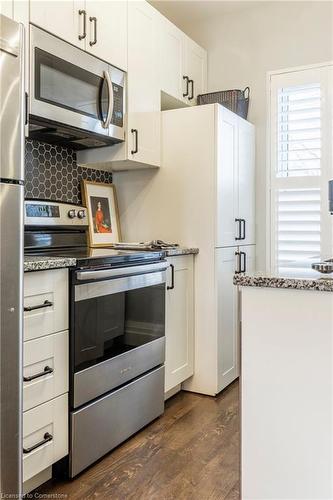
(149, 1, 262, 26)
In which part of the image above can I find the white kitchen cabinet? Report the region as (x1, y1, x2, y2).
(23, 393, 68, 483)
(85, 0, 127, 70)
(183, 36, 207, 105)
(127, 0, 160, 166)
(0, 0, 13, 17)
(217, 245, 255, 391)
(165, 255, 194, 393)
(30, 0, 85, 49)
(24, 268, 68, 341)
(158, 16, 186, 105)
(158, 17, 207, 107)
(238, 117, 255, 245)
(216, 107, 255, 248)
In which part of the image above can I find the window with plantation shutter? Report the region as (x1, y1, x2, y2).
(269, 65, 333, 276)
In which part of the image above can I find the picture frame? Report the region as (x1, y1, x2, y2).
(81, 180, 122, 247)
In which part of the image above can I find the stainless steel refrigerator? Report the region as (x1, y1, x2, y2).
(0, 14, 24, 496)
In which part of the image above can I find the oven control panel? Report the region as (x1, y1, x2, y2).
(25, 200, 88, 226)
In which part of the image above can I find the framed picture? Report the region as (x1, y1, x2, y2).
(81, 180, 122, 247)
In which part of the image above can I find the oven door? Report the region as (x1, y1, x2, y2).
(30, 25, 125, 141)
(72, 262, 167, 408)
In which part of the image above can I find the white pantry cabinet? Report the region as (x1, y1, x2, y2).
(165, 255, 194, 393)
(216, 245, 255, 390)
(217, 107, 255, 247)
(30, 0, 85, 49)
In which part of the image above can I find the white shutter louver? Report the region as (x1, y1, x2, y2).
(277, 83, 321, 177)
(277, 188, 321, 276)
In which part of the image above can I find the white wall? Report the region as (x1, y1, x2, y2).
(155, 1, 333, 270)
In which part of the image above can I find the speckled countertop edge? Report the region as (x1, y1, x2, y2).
(233, 274, 333, 292)
(164, 247, 199, 257)
(24, 248, 199, 272)
(24, 256, 76, 272)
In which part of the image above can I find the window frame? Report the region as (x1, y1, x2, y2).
(266, 62, 333, 274)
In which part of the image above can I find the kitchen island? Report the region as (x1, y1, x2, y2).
(235, 272, 333, 500)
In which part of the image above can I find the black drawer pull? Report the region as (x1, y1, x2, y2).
(240, 251, 247, 273)
(89, 16, 97, 46)
(23, 432, 53, 454)
(241, 219, 246, 240)
(235, 251, 241, 274)
(167, 264, 175, 290)
(23, 365, 54, 382)
(24, 300, 53, 312)
(79, 9, 87, 40)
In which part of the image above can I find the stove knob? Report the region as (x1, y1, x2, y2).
(77, 210, 86, 219)
(68, 209, 76, 219)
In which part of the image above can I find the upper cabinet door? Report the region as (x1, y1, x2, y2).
(158, 17, 185, 103)
(238, 118, 255, 246)
(184, 37, 207, 105)
(85, 0, 127, 70)
(30, 0, 85, 49)
(216, 106, 239, 248)
(127, 1, 160, 167)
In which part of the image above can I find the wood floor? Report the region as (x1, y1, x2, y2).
(36, 381, 240, 500)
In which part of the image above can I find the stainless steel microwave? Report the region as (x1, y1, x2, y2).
(29, 25, 125, 150)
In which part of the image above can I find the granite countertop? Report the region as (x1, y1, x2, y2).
(24, 256, 76, 272)
(164, 247, 199, 257)
(233, 272, 333, 292)
(24, 247, 198, 272)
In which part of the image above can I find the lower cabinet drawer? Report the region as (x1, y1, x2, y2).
(23, 394, 68, 483)
(24, 269, 68, 341)
(70, 366, 165, 477)
(23, 331, 69, 411)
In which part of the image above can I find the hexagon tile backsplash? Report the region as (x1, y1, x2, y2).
(25, 139, 113, 205)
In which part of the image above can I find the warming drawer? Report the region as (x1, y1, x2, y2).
(70, 365, 165, 477)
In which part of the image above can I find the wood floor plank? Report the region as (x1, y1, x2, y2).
(35, 381, 240, 500)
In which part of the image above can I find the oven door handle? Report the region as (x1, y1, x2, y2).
(76, 262, 169, 281)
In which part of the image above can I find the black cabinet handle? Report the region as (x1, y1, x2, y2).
(79, 10, 87, 40)
(23, 366, 54, 382)
(188, 79, 194, 100)
(241, 219, 246, 240)
(89, 16, 97, 46)
(131, 128, 138, 154)
(23, 432, 53, 454)
(240, 251, 246, 273)
(235, 219, 242, 240)
(183, 76, 189, 97)
(24, 300, 53, 312)
(167, 264, 175, 290)
(235, 251, 242, 274)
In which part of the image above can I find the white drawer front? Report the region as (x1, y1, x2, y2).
(23, 394, 68, 482)
(23, 331, 69, 412)
(24, 269, 68, 341)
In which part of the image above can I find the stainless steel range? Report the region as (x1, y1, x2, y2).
(24, 200, 167, 477)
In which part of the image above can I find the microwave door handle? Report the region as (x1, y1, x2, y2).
(101, 70, 113, 129)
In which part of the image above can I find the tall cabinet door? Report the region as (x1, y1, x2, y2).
(165, 256, 194, 393)
(238, 117, 255, 245)
(216, 106, 238, 248)
(184, 36, 207, 105)
(85, 1, 127, 71)
(216, 247, 239, 392)
(30, 1, 85, 49)
(127, 1, 160, 167)
(159, 17, 185, 103)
